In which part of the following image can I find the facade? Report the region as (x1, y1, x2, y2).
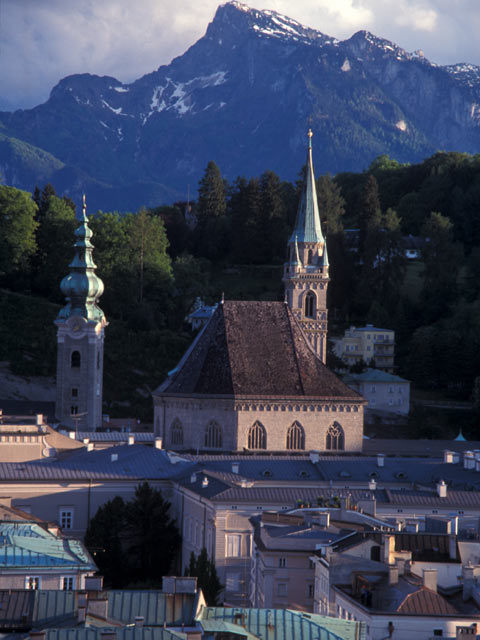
(283, 130, 329, 363)
(333, 325, 395, 372)
(55, 196, 107, 431)
(343, 369, 410, 415)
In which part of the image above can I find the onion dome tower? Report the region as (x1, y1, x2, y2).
(283, 130, 329, 362)
(55, 196, 107, 431)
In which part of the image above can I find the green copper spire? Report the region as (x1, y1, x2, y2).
(57, 195, 105, 323)
(289, 129, 325, 244)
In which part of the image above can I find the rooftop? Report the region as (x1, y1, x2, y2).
(344, 369, 408, 384)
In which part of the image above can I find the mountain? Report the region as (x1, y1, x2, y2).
(2, 1, 480, 211)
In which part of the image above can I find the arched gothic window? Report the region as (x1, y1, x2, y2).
(307, 249, 313, 264)
(71, 351, 81, 368)
(326, 422, 345, 450)
(205, 421, 222, 449)
(248, 421, 266, 450)
(171, 419, 184, 446)
(304, 292, 316, 318)
(286, 422, 305, 450)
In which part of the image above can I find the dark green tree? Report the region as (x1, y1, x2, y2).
(186, 547, 223, 605)
(84, 496, 127, 588)
(125, 482, 181, 584)
(0, 186, 38, 280)
(195, 161, 228, 261)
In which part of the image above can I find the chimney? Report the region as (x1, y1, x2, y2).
(128, 434, 135, 445)
(111, 453, 118, 462)
(437, 479, 447, 498)
(309, 451, 320, 464)
(423, 568, 437, 592)
(87, 442, 94, 452)
(396, 559, 406, 575)
(314, 512, 330, 528)
(154, 438, 163, 449)
(368, 478, 377, 491)
(377, 454, 385, 468)
(449, 535, 457, 560)
(190, 473, 197, 484)
(36, 414, 43, 426)
(202, 477, 209, 488)
(68, 431, 76, 439)
(463, 564, 475, 601)
(443, 450, 453, 464)
(232, 462, 239, 474)
(464, 451, 475, 470)
(456, 627, 476, 639)
(135, 617, 144, 628)
(89, 597, 108, 621)
(83, 438, 90, 445)
(85, 575, 104, 592)
(383, 534, 395, 564)
(78, 606, 86, 623)
(389, 566, 399, 585)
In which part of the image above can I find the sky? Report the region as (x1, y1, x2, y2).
(2, 0, 480, 111)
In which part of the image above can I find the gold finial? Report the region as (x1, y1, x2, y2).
(82, 194, 87, 216)
(308, 128, 313, 139)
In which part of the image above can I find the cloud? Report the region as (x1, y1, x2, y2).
(2, 0, 480, 111)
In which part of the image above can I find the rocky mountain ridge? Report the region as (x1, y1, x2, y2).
(1, 1, 480, 211)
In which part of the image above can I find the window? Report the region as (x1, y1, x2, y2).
(248, 421, 266, 449)
(71, 388, 78, 398)
(60, 509, 73, 530)
(62, 576, 75, 591)
(309, 560, 315, 569)
(226, 534, 242, 557)
(370, 385, 376, 392)
(204, 421, 222, 449)
(277, 583, 287, 596)
(326, 422, 344, 450)
(171, 419, 184, 446)
(97, 352, 100, 369)
(370, 545, 381, 561)
(70, 406, 78, 416)
(26, 577, 40, 590)
(308, 584, 314, 598)
(286, 422, 305, 450)
(226, 572, 241, 592)
(278, 557, 286, 568)
(433, 631, 443, 637)
(304, 292, 316, 318)
(71, 351, 81, 368)
(389, 385, 394, 393)
(307, 249, 313, 264)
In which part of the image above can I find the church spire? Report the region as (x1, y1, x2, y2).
(289, 129, 325, 245)
(57, 195, 105, 323)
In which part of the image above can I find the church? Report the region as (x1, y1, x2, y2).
(152, 132, 365, 452)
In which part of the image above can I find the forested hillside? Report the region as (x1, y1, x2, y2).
(2, 150, 480, 421)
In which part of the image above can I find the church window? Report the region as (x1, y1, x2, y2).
(205, 421, 222, 449)
(326, 422, 344, 450)
(171, 419, 184, 446)
(71, 351, 81, 368)
(304, 292, 316, 318)
(307, 249, 313, 264)
(286, 422, 305, 450)
(248, 421, 266, 449)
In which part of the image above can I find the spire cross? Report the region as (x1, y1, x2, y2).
(82, 194, 87, 220)
(307, 128, 313, 148)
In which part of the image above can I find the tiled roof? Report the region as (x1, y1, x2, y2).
(76, 433, 155, 442)
(344, 369, 408, 384)
(156, 302, 362, 400)
(396, 587, 458, 615)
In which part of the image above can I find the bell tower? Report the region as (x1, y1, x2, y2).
(283, 130, 329, 362)
(55, 196, 107, 431)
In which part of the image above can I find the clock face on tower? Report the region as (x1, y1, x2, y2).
(67, 316, 87, 337)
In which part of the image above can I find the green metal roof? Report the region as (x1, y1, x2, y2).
(57, 198, 105, 323)
(44, 629, 184, 640)
(0, 523, 95, 571)
(107, 590, 197, 626)
(289, 131, 325, 245)
(199, 607, 366, 640)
